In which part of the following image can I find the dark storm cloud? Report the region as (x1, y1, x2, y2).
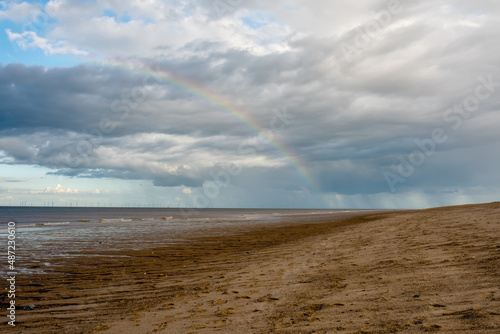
(0, 63, 140, 132)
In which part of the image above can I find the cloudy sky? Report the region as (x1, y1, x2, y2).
(0, 0, 499, 209)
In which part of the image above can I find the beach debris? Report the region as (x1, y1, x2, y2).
(24, 304, 36, 311)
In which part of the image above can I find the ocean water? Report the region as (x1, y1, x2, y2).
(0, 207, 363, 277)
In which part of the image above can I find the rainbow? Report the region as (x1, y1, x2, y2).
(99, 59, 320, 193)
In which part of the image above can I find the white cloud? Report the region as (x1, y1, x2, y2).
(6, 29, 88, 55)
(13, 0, 295, 59)
(44, 184, 78, 194)
(182, 187, 192, 194)
(0, 1, 41, 22)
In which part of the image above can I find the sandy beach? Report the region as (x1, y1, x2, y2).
(4, 203, 499, 333)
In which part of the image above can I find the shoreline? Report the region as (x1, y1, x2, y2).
(1, 209, 378, 280)
(3, 204, 499, 333)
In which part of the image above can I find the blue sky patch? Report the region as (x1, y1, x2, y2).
(241, 12, 277, 29)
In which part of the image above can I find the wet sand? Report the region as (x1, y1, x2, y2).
(4, 203, 500, 333)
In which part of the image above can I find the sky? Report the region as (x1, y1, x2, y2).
(0, 0, 499, 209)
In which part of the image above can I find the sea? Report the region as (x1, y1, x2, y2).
(0, 206, 366, 277)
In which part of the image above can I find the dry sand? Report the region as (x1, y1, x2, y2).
(4, 203, 499, 333)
